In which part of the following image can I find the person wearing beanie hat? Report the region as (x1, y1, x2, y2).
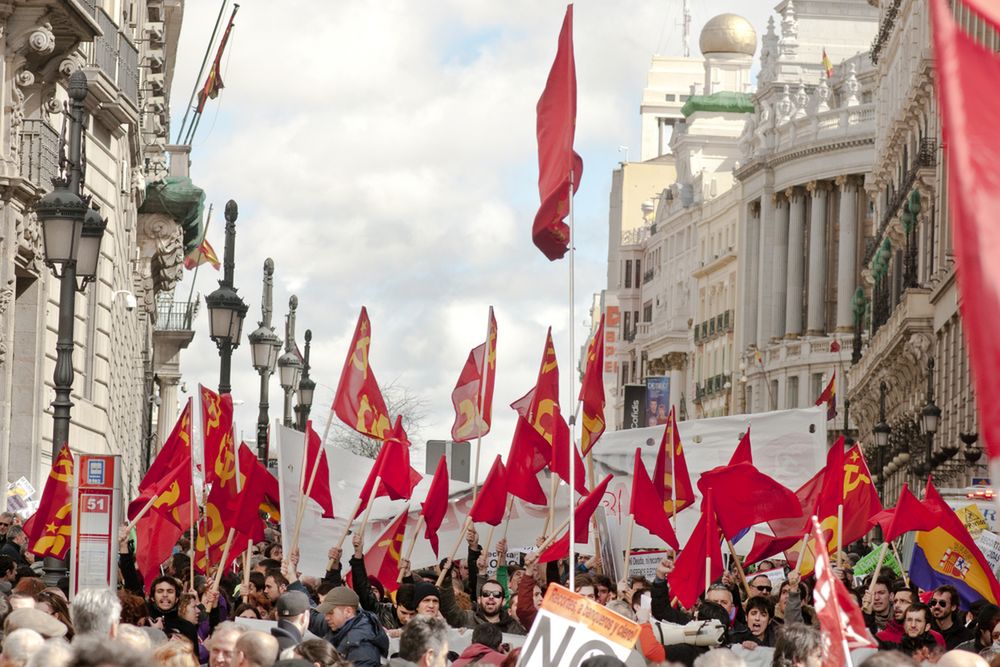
(411, 582, 442, 618)
(347, 532, 415, 636)
(286, 562, 388, 667)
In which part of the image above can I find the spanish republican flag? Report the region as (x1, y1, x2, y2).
(578, 314, 606, 455)
(815, 371, 836, 421)
(449, 307, 498, 442)
(333, 307, 392, 440)
(183, 238, 220, 271)
(23, 444, 74, 559)
(532, 4, 583, 261)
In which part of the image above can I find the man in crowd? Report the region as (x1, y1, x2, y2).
(208, 621, 246, 667)
(864, 576, 894, 633)
(902, 603, 946, 659)
(308, 586, 388, 667)
(391, 614, 449, 667)
(0, 513, 15, 545)
(0, 527, 30, 567)
(233, 631, 279, 667)
(877, 584, 921, 648)
(440, 571, 525, 634)
(70, 588, 121, 639)
(931, 585, 974, 649)
(747, 575, 773, 600)
(264, 570, 288, 604)
(270, 591, 310, 652)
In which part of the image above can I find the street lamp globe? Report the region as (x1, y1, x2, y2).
(298, 375, 315, 411)
(922, 400, 941, 435)
(206, 284, 249, 347)
(248, 323, 281, 372)
(35, 181, 87, 267)
(75, 206, 107, 285)
(277, 349, 302, 392)
(873, 420, 891, 449)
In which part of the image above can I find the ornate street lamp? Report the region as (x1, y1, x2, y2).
(295, 329, 316, 429)
(204, 200, 249, 395)
(921, 357, 941, 472)
(277, 296, 302, 428)
(843, 398, 854, 446)
(873, 381, 891, 496)
(248, 258, 282, 461)
(75, 205, 107, 289)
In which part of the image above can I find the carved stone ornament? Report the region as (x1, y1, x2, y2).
(9, 68, 34, 167)
(843, 63, 861, 108)
(759, 17, 779, 85)
(814, 76, 831, 113)
(777, 85, 794, 124)
(793, 83, 809, 119)
(137, 212, 184, 312)
(904, 332, 933, 365)
(27, 22, 55, 55)
(15, 211, 43, 274)
(779, 0, 799, 56)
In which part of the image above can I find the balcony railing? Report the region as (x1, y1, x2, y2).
(92, 8, 117, 81)
(642, 269, 655, 284)
(118, 35, 139, 106)
(156, 299, 199, 332)
(19, 119, 60, 190)
(82, 7, 140, 107)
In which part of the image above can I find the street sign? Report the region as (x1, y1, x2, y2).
(425, 440, 470, 483)
(70, 455, 121, 599)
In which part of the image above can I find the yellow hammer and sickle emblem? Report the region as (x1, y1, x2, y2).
(356, 394, 390, 438)
(532, 398, 557, 445)
(153, 481, 183, 525)
(35, 503, 72, 556)
(178, 410, 191, 448)
(455, 399, 483, 439)
(215, 435, 237, 487)
(351, 336, 371, 378)
(379, 534, 402, 561)
(195, 503, 226, 569)
(843, 463, 871, 495)
(204, 393, 222, 436)
(51, 457, 73, 484)
(488, 330, 497, 370)
(581, 412, 604, 449)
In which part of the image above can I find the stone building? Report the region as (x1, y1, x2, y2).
(846, 0, 996, 499)
(0, 0, 200, 494)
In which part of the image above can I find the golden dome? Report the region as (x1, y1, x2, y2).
(699, 14, 757, 57)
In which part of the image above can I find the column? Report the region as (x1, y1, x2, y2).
(806, 181, 829, 335)
(756, 192, 775, 346)
(155, 375, 181, 452)
(836, 175, 859, 330)
(743, 202, 760, 351)
(770, 193, 790, 339)
(785, 187, 806, 337)
(667, 352, 685, 416)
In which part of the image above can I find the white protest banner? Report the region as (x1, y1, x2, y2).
(627, 550, 670, 580)
(975, 530, 1000, 580)
(517, 584, 641, 666)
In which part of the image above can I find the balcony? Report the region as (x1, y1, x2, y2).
(19, 119, 60, 191)
(643, 269, 655, 285)
(155, 300, 199, 332)
(80, 8, 140, 125)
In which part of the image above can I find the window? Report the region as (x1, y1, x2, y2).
(635, 260, 642, 287)
(665, 94, 676, 102)
(786, 375, 799, 409)
(643, 301, 652, 322)
(624, 311, 631, 339)
(625, 260, 632, 288)
(769, 380, 778, 411)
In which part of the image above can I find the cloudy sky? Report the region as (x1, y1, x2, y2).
(167, 0, 776, 475)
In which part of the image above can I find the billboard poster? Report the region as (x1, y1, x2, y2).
(623, 384, 646, 429)
(644, 376, 670, 426)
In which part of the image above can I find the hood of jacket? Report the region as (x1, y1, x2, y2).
(330, 609, 390, 656)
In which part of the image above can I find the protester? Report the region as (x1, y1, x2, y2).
(270, 591, 310, 652)
(451, 623, 508, 666)
(308, 586, 389, 666)
(391, 614, 449, 667)
(233, 631, 279, 667)
(932, 585, 975, 649)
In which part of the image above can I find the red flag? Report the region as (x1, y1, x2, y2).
(450, 308, 498, 442)
(512, 328, 560, 445)
(504, 415, 549, 505)
(532, 4, 583, 261)
(815, 372, 837, 421)
(23, 444, 74, 559)
(550, 405, 588, 497)
(355, 417, 423, 519)
(697, 462, 800, 540)
(652, 407, 695, 515)
(874, 483, 940, 542)
(579, 315, 606, 454)
(301, 422, 334, 519)
(469, 456, 508, 526)
(199, 385, 235, 486)
(135, 457, 194, 586)
(629, 448, 678, 549)
(667, 489, 724, 609)
(231, 443, 279, 536)
(421, 457, 450, 557)
(196, 5, 238, 113)
(745, 532, 804, 567)
(539, 474, 613, 562)
(811, 516, 877, 667)
(333, 307, 393, 440)
(751, 468, 825, 567)
(133, 400, 192, 505)
(362, 508, 409, 595)
(930, 0, 1000, 463)
(729, 427, 752, 466)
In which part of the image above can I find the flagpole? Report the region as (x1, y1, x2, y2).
(622, 515, 634, 582)
(398, 514, 425, 584)
(670, 418, 678, 534)
(890, 541, 909, 587)
(291, 426, 324, 558)
(568, 171, 576, 593)
(864, 542, 889, 612)
(471, 307, 493, 504)
(185, 204, 214, 308)
(175, 1, 228, 143)
(189, 484, 196, 591)
(437, 516, 474, 587)
(724, 537, 753, 601)
(500, 497, 515, 543)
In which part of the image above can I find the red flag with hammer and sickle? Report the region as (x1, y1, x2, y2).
(24, 444, 74, 559)
(511, 328, 561, 447)
(450, 307, 498, 442)
(333, 307, 392, 440)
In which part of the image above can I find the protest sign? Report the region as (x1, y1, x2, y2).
(975, 530, 1000, 580)
(956, 504, 990, 538)
(854, 546, 901, 577)
(627, 550, 670, 580)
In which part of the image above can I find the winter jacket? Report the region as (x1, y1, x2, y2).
(451, 643, 507, 666)
(935, 618, 975, 650)
(270, 618, 304, 652)
(303, 607, 388, 667)
(729, 623, 777, 648)
(439, 571, 526, 634)
(351, 555, 405, 630)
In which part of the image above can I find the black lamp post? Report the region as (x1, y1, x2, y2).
(248, 258, 282, 462)
(295, 329, 316, 430)
(843, 398, 854, 445)
(921, 357, 941, 474)
(873, 381, 891, 496)
(277, 296, 302, 428)
(204, 200, 249, 395)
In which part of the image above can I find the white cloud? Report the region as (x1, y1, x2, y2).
(168, 0, 778, 478)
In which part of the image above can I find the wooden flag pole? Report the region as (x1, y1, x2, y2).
(355, 476, 383, 546)
(206, 527, 236, 611)
(836, 503, 845, 568)
(864, 542, 890, 613)
(483, 524, 497, 564)
(545, 473, 559, 536)
(724, 537, 753, 601)
(437, 516, 474, 587)
(335, 498, 364, 552)
(797, 530, 811, 575)
(124, 494, 159, 534)
(586, 445, 603, 575)
(536, 516, 571, 554)
(397, 514, 426, 584)
(669, 417, 678, 534)
(890, 541, 909, 587)
(500, 497, 515, 543)
(704, 555, 712, 598)
(189, 484, 196, 591)
(623, 515, 635, 582)
(242, 539, 251, 594)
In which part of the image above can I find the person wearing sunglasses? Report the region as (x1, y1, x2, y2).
(930, 584, 973, 649)
(747, 574, 773, 600)
(0, 512, 15, 543)
(438, 572, 526, 635)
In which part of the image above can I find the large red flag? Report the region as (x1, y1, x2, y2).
(504, 415, 549, 505)
(652, 407, 695, 516)
(929, 0, 1000, 463)
(131, 400, 192, 512)
(550, 405, 588, 496)
(744, 468, 825, 567)
(199, 385, 234, 485)
(874, 483, 940, 543)
(196, 429, 255, 573)
(729, 427, 752, 466)
(135, 458, 194, 587)
(333, 307, 393, 440)
(450, 308, 498, 442)
(355, 417, 423, 519)
(362, 508, 409, 595)
(532, 4, 583, 261)
(469, 456, 508, 526)
(578, 315, 606, 454)
(23, 444, 74, 559)
(231, 443, 279, 537)
(810, 516, 877, 667)
(421, 457, 450, 557)
(697, 462, 800, 540)
(629, 448, 678, 549)
(538, 474, 613, 562)
(668, 489, 724, 609)
(301, 422, 334, 519)
(512, 328, 560, 445)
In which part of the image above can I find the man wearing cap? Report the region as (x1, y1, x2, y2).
(310, 586, 388, 667)
(4, 607, 68, 639)
(271, 591, 310, 652)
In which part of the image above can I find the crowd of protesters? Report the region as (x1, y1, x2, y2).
(0, 508, 995, 667)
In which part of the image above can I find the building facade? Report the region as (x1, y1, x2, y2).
(0, 0, 199, 495)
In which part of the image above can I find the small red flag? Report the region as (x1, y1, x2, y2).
(511, 328, 560, 445)
(450, 308, 497, 442)
(873, 483, 940, 543)
(697, 462, 800, 540)
(232, 443, 280, 534)
(578, 315, 606, 454)
(532, 4, 583, 261)
(729, 427, 752, 466)
(667, 489, 723, 609)
(132, 400, 192, 509)
(504, 415, 549, 505)
(538, 474, 613, 563)
(421, 458, 450, 558)
(815, 371, 837, 421)
(550, 405, 588, 497)
(629, 448, 678, 549)
(196, 5, 238, 113)
(302, 422, 334, 519)
(362, 508, 409, 595)
(810, 516, 878, 667)
(199, 385, 235, 486)
(652, 407, 695, 515)
(24, 444, 74, 559)
(469, 456, 508, 526)
(355, 418, 423, 519)
(333, 307, 393, 440)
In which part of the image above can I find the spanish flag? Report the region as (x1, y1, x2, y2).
(815, 371, 836, 421)
(822, 48, 834, 78)
(183, 238, 220, 271)
(910, 478, 1000, 607)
